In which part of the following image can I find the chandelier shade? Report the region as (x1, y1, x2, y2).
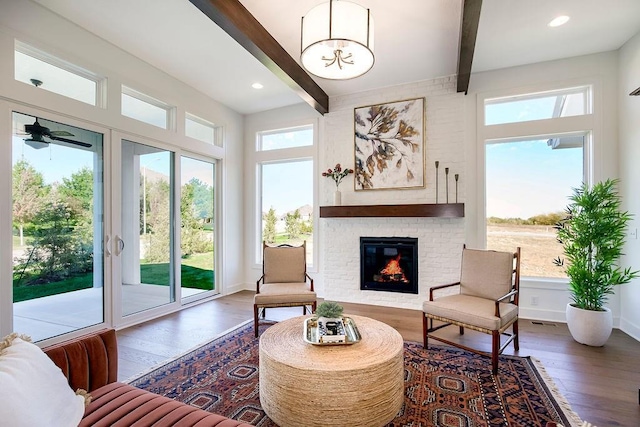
(301, 0, 374, 80)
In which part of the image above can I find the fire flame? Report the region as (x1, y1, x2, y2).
(379, 255, 408, 282)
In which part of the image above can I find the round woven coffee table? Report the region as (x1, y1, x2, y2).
(259, 314, 404, 427)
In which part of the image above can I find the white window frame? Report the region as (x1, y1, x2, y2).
(484, 85, 592, 126)
(477, 81, 599, 280)
(253, 122, 318, 270)
(185, 112, 222, 146)
(14, 40, 106, 107)
(121, 85, 176, 130)
(257, 124, 314, 152)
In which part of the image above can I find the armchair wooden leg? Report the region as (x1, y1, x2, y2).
(459, 326, 464, 335)
(492, 330, 500, 374)
(422, 314, 428, 348)
(254, 304, 259, 338)
(513, 320, 520, 351)
(312, 301, 317, 313)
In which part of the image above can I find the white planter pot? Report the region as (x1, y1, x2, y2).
(565, 303, 612, 346)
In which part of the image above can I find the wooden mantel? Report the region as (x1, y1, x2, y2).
(319, 203, 464, 218)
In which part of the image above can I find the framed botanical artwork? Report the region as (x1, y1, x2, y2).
(354, 97, 425, 191)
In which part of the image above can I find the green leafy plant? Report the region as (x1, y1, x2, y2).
(554, 179, 638, 311)
(315, 301, 344, 319)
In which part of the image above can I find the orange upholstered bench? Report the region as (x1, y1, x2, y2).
(44, 329, 252, 427)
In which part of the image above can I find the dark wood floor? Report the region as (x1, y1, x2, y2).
(117, 291, 640, 427)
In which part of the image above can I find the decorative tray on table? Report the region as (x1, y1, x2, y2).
(303, 316, 362, 345)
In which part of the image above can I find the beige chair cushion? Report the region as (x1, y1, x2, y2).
(423, 294, 518, 331)
(263, 246, 306, 283)
(460, 248, 514, 300)
(254, 283, 316, 305)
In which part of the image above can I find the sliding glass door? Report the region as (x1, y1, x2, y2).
(120, 140, 175, 316)
(11, 112, 104, 342)
(180, 156, 216, 301)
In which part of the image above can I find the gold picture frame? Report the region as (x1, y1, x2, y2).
(354, 97, 425, 191)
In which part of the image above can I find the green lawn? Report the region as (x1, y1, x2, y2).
(140, 252, 215, 290)
(13, 251, 215, 302)
(13, 274, 93, 303)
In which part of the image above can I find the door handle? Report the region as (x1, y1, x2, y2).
(105, 235, 111, 256)
(115, 235, 125, 255)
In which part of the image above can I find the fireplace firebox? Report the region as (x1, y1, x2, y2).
(360, 237, 418, 294)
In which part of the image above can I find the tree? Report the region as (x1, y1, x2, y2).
(15, 199, 92, 285)
(12, 160, 47, 246)
(285, 209, 302, 239)
(263, 208, 277, 243)
(59, 167, 94, 243)
(301, 215, 313, 235)
(144, 178, 171, 263)
(189, 178, 214, 220)
(181, 181, 211, 256)
(59, 167, 93, 212)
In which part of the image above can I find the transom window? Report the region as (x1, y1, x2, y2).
(121, 86, 174, 130)
(14, 41, 103, 106)
(185, 113, 222, 146)
(485, 86, 591, 126)
(258, 125, 313, 151)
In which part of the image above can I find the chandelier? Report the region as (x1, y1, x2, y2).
(301, 0, 374, 80)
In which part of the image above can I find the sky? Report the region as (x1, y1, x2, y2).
(486, 140, 582, 218)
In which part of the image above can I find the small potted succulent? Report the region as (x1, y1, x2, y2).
(314, 301, 345, 337)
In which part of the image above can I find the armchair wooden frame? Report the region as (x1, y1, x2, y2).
(254, 241, 316, 337)
(423, 246, 521, 374)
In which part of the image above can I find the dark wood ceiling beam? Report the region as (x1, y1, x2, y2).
(457, 0, 482, 94)
(189, 0, 329, 115)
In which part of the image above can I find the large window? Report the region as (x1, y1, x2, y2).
(483, 86, 592, 278)
(256, 125, 315, 265)
(485, 136, 585, 278)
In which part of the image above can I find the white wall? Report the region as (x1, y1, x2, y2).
(0, 1, 246, 333)
(320, 77, 465, 309)
(244, 54, 625, 322)
(618, 30, 640, 341)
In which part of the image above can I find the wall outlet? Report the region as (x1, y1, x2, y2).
(531, 296, 539, 306)
(630, 228, 638, 239)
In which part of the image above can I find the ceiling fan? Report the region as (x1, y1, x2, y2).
(21, 119, 92, 149)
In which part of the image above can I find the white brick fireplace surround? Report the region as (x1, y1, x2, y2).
(320, 76, 466, 311)
(322, 218, 465, 310)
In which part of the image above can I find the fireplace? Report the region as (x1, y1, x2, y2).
(360, 237, 418, 294)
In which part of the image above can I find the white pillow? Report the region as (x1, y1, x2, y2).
(0, 334, 85, 427)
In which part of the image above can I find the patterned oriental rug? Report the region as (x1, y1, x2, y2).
(128, 321, 583, 427)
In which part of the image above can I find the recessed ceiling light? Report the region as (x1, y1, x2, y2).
(251, 82, 264, 89)
(548, 15, 570, 27)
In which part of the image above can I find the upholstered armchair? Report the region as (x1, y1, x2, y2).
(254, 241, 316, 337)
(422, 245, 521, 374)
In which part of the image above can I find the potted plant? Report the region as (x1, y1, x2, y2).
(554, 179, 638, 346)
(314, 301, 345, 337)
